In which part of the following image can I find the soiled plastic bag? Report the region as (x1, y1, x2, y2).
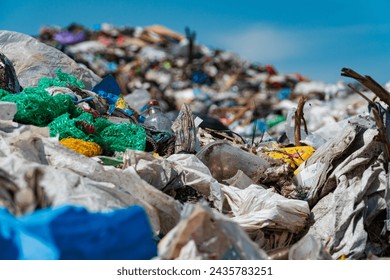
(297, 120, 387, 259)
(123, 150, 224, 211)
(0, 31, 101, 89)
(158, 202, 269, 260)
(222, 184, 310, 233)
(222, 184, 310, 251)
(166, 153, 224, 210)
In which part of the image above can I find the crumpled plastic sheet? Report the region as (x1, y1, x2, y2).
(298, 121, 387, 259)
(123, 150, 224, 211)
(0, 120, 182, 235)
(124, 149, 310, 252)
(166, 154, 224, 210)
(0, 31, 101, 89)
(157, 202, 269, 260)
(222, 184, 310, 234)
(288, 234, 332, 260)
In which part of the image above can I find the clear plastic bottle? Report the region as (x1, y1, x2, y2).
(143, 100, 173, 132)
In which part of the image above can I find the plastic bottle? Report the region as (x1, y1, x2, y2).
(143, 99, 173, 132)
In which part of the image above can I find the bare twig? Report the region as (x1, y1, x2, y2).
(343, 69, 390, 160)
(372, 106, 390, 159)
(347, 84, 376, 106)
(341, 68, 390, 106)
(251, 119, 257, 146)
(294, 96, 307, 146)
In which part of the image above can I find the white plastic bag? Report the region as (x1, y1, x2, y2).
(0, 31, 101, 89)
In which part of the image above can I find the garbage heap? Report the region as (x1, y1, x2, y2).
(0, 23, 389, 260)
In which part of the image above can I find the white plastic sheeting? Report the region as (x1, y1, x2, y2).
(0, 31, 101, 89)
(158, 202, 269, 260)
(124, 150, 225, 211)
(222, 184, 310, 234)
(296, 120, 388, 259)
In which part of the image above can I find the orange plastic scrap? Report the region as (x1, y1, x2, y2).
(265, 146, 315, 170)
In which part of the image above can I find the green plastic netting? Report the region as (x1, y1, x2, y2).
(0, 89, 10, 99)
(49, 113, 91, 141)
(0, 87, 81, 126)
(1, 69, 146, 153)
(37, 68, 85, 89)
(99, 122, 147, 152)
(0, 69, 85, 127)
(49, 112, 146, 153)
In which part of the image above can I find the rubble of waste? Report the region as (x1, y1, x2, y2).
(0, 22, 389, 260)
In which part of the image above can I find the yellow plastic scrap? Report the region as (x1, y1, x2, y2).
(115, 96, 127, 109)
(265, 146, 315, 171)
(60, 138, 103, 157)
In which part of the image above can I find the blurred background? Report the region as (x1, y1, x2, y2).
(1, 0, 390, 83)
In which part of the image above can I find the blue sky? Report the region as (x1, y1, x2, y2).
(1, 0, 390, 84)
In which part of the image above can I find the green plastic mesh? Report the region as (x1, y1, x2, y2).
(93, 117, 113, 133)
(100, 122, 146, 152)
(0, 68, 146, 153)
(0, 88, 80, 126)
(0, 89, 10, 98)
(49, 113, 90, 140)
(37, 68, 85, 89)
(49, 112, 146, 153)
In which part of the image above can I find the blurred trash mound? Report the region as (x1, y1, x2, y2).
(0, 22, 389, 260)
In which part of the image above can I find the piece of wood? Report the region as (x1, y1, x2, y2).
(372, 107, 390, 160)
(294, 96, 307, 146)
(341, 68, 390, 106)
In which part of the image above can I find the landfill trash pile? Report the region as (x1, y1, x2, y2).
(0, 22, 389, 260)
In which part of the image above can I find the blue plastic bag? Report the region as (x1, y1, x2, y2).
(0, 205, 157, 260)
(91, 74, 121, 96)
(92, 74, 123, 114)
